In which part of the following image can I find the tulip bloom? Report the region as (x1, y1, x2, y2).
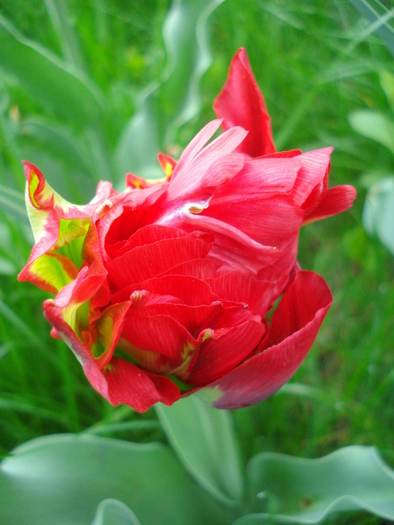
(18, 49, 356, 412)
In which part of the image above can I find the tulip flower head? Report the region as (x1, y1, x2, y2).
(19, 49, 356, 412)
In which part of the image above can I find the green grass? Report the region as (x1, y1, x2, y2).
(0, 2, 393, 519)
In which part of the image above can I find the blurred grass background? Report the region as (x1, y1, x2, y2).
(0, 0, 392, 510)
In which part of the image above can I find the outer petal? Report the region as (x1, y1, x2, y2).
(18, 162, 114, 292)
(303, 185, 357, 225)
(43, 300, 180, 412)
(197, 270, 332, 409)
(104, 358, 180, 411)
(289, 149, 357, 224)
(213, 48, 275, 157)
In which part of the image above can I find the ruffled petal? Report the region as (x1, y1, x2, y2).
(168, 123, 246, 200)
(106, 235, 212, 290)
(18, 162, 113, 292)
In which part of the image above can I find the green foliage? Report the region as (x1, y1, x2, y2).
(92, 500, 143, 525)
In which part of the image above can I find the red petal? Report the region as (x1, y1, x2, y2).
(303, 185, 357, 225)
(186, 315, 266, 386)
(107, 235, 212, 290)
(125, 299, 222, 338)
(108, 224, 188, 261)
(170, 211, 277, 274)
(112, 274, 218, 306)
(205, 194, 303, 248)
(213, 48, 275, 157)
(168, 124, 246, 200)
(206, 272, 276, 316)
(160, 258, 217, 280)
(121, 310, 194, 363)
(261, 149, 302, 159)
(96, 184, 167, 264)
(104, 357, 180, 412)
(227, 156, 302, 196)
(199, 270, 332, 409)
(290, 148, 332, 207)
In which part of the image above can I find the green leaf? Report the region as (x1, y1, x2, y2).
(92, 499, 142, 525)
(234, 446, 394, 524)
(0, 14, 104, 129)
(349, 109, 394, 154)
(362, 176, 394, 254)
(0, 433, 234, 525)
(155, 395, 243, 507)
(116, 0, 224, 178)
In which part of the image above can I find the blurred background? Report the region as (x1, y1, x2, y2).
(0, 0, 393, 510)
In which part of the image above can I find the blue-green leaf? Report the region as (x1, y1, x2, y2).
(0, 433, 234, 525)
(92, 499, 142, 525)
(362, 176, 394, 255)
(233, 446, 394, 524)
(349, 110, 394, 154)
(349, 0, 394, 55)
(156, 395, 243, 507)
(116, 0, 225, 179)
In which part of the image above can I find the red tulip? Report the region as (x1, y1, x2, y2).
(18, 49, 356, 412)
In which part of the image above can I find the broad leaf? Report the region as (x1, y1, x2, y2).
(234, 446, 394, 524)
(0, 433, 234, 525)
(362, 176, 394, 254)
(116, 0, 225, 178)
(92, 499, 142, 525)
(349, 109, 394, 154)
(156, 395, 243, 507)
